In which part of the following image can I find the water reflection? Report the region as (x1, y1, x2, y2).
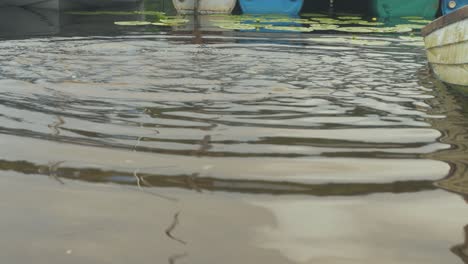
(420, 73, 468, 264)
(0, 6, 59, 37)
(452, 195, 468, 264)
(426, 79, 468, 196)
(0, 4, 467, 264)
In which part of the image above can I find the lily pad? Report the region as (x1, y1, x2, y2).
(338, 16, 363, 20)
(159, 18, 189, 25)
(355, 21, 384, 26)
(214, 23, 258, 30)
(335, 26, 413, 33)
(309, 24, 340, 30)
(264, 25, 314, 32)
(114, 21, 152, 26)
(407, 19, 432, 24)
(395, 24, 425, 29)
(401, 16, 424, 20)
(242, 16, 311, 24)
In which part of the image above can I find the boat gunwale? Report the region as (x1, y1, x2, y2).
(421, 5, 468, 37)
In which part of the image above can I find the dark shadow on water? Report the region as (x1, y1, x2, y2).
(0, 159, 437, 196)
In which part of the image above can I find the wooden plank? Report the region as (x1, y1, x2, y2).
(422, 5, 468, 37)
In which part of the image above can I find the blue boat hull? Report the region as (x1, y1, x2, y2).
(442, 0, 468, 14)
(239, 0, 304, 15)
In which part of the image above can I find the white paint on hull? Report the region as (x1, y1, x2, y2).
(424, 19, 468, 48)
(424, 18, 468, 86)
(172, 0, 236, 14)
(430, 64, 468, 86)
(426, 40, 468, 64)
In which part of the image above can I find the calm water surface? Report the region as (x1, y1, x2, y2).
(1, 5, 468, 264)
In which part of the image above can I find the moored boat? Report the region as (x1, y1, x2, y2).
(239, 0, 304, 15)
(442, 0, 468, 14)
(323, 0, 438, 18)
(422, 6, 468, 86)
(370, 0, 439, 18)
(172, 0, 236, 14)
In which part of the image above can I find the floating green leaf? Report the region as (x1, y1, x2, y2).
(395, 24, 425, 29)
(159, 18, 189, 25)
(401, 16, 424, 20)
(355, 21, 384, 26)
(214, 23, 258, 30)
(408, 19, 432, 24)
(309, 24, 340, 30)
(338, 16, 363, 20)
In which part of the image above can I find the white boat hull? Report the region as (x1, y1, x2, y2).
(423, 6, 468, 86)
(172, 0, 236, 14)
